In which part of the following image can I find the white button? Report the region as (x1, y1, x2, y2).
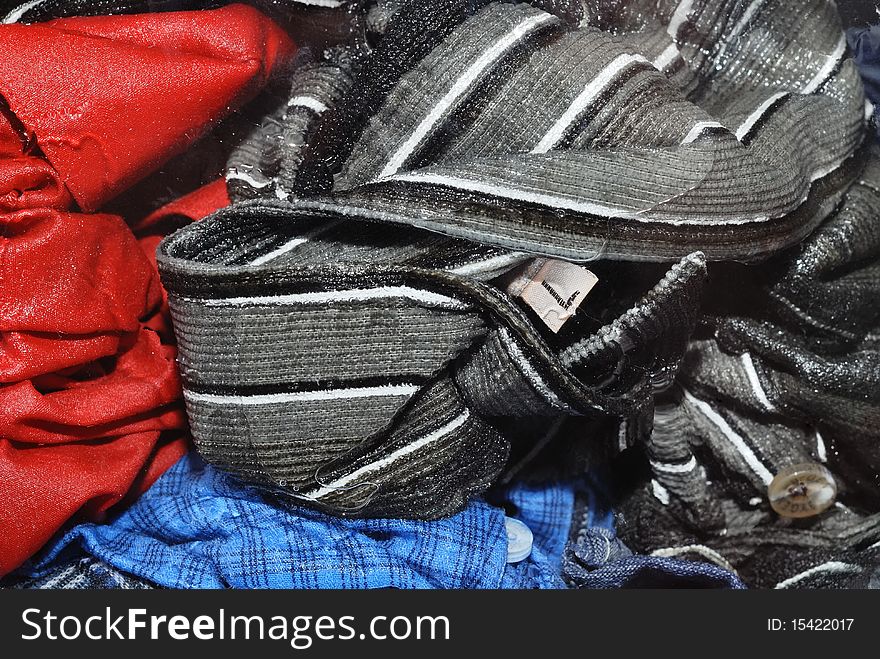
(768, 462, 837, 518)
(505, 517, 533, 563)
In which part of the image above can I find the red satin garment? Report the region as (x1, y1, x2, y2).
(0, 5, 293, 576)
(0, 4, 292, 212)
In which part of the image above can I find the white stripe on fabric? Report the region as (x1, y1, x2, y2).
(2, 0, 46, 22)
(667, 0, 694, 39)
(735, 92, 788, 141)
(728, 0, 766, 39)
(618, 420, 629, 452)
(651, 544, 737, 573)
(185, 286, 470, 310)
(498, 327, 567, 409)
(532, 53, 650, 154)
(291, 0, 343, 7)
(651, 479, 671, 505)
(287, 95, 329, 114)
(226, 170, 271, 189)
(775, 561, 862, 589)
(378, 12, 556, 180)
(749, 496, 762, 506)
(652, 43, 680, 71)
(712, 0, 766, 64)
(650, 456, 697, 474)
(249, 239, 307, 265)
(815, 428, 827, 462)
(448, 251, 529, 276)
(740, 352, 776, 412)
(682, 389, 774, 485)
(866, 100, 875, 122)
(801, 34, 847, 95)
(682, 121, 725, 144)
(390, 171, 772, 226)
(306, 410, 471, 499)
(248, 220, 343, 266)
(809, 155, 847, 183)
(184, 384, 419, 407)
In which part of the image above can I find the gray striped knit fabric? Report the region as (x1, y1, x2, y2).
(1, 558, 155, 590)
(617, 147, 880, 588)
(159, 0, 874, 528)
(159, 202, 705, 516)
(225, 0, 866, 262)
(226, 47, 357, 203)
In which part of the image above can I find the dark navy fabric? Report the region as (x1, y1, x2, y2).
(849, 25, 880, 135)
(563, 528, 746, 589)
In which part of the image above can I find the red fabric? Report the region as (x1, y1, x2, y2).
(0, 7, 292, 576)
(137, 179, 231, 341)
(0, 4, 293, 211)
(1, 208, 163, 381)
(139, 177, 231, 231)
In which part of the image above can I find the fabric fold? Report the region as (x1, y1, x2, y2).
(0, 5, 294, 576)
(0, 3, 295, 211)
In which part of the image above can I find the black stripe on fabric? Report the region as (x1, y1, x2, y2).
(664, 51, 688, 77)
(160, 211, 619, 417)
(183, 375, 430, 398)
(699, 126, 731, 139)
(294, 0, 495, 193)
(677, 8, 727, 60)
(164, 265, 476, 305)
(398, 237, 497, 270)
(689, 125, 732, 143)
(356, 163, 854, 259)
(738, 94, 791, 146)
(159, 140, 868, 299)
(690, 0, 769, 98)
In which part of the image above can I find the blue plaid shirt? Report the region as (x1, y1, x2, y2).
(17, 454, 576, 589)
(12, 454, 741, 589)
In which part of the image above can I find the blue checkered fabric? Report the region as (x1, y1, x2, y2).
(10, 454, 742, 589)
(19, 454, 514, 589)
(498, 478, 615, 589)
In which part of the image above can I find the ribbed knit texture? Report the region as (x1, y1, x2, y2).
(158, 0, 870, 524)
(617, 147, 880, 587)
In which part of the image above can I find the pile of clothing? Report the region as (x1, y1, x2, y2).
(2, 0, 878, 590)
